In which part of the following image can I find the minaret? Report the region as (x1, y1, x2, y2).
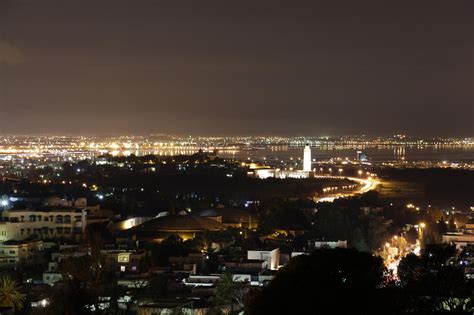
(303, 144, 311, 172)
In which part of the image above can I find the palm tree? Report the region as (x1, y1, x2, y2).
(0, 275, 24, 311)
(211, 273, 244, 314)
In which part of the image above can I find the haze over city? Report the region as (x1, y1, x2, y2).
(0, 1, 473, 314)
(0, 0, 473, 136)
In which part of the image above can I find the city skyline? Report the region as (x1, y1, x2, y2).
(0, 0, 473, 137)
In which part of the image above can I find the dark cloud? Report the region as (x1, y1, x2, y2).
(0, 40, 24, 65)
(0, 0, 472, 136)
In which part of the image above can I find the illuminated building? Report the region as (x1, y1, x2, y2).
(196, 207, 258, 229)
(250, 168, 309, 179)
(247, 248, 280, 270)
(0, 208, 87, 241)
(303, 144, 311, 172)
(0, 240, 43, 266)
(126, 214, 225, 243)
(356, 150, 368, 162)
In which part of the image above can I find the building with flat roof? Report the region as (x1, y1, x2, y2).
(126, 214, 225, 242)
(0, 239, 43, 266)
(0, 208, 87, 241)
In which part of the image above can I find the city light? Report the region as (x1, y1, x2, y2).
(0, 3, 472, 313)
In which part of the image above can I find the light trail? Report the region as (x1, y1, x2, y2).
(314, 175, 380, 203)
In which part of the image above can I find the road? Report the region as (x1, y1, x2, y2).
(314, 175, 380, 203)
(386, 239, 421, 278)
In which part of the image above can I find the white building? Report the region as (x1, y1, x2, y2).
(0, 208, 87, 241)
(252, 168, 309, 179)
(248, 248, 280, 270)
(442, 232, 474, 250)
(249, 145, 312, 179)
(303, 145, 312, 172)
(0, 240, 43, 266)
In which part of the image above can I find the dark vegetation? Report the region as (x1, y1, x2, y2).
(377, 168, 474, 208)
(245, 247, 474, 315)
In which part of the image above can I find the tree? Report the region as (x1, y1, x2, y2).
(398, 253, 425, 287)
(210, 273, 246, 314)
(398, 246, 472, 313)
(245, 249, 386, 315)
(0, 275, 24, 311)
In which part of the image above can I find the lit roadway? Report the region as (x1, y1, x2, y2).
(386, 239, 421, 279)
(313, 174, 422, 279)
(314, 175, 380, 203)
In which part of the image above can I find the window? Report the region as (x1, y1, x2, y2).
(56, 215, 63, 224)
(9, 250, 15, 254)
(64, 215, 71, 224)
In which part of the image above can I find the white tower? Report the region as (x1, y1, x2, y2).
(303, 144, 311, 172)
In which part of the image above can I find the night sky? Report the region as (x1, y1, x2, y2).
(0, 0, 472, 136)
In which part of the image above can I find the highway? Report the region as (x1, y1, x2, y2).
(314, 175, 380, 203)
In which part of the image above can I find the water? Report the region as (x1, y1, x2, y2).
(216, 145, 474, 162)
(23, 144, 468, 163)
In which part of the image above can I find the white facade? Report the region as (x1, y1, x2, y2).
(248, 248, 280, 270)
(0, 208, 87, 241)
(442, 233, 474, 250)
(0, 240, 43, 266)
(303, 145, 311, 172)
(252, 168, 275, 179)
(252, 169, 309, 179)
